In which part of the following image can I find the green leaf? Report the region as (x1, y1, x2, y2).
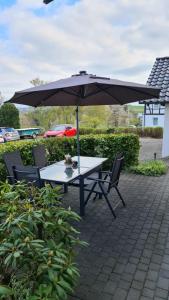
(0, 285, 13, 296)
(14, 251, 21, 258)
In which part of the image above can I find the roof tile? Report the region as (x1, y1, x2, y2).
(141, 56, 169, 104)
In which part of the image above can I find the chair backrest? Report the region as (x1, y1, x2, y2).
(108, 153, 124, 191)
(32, 145, 47, 168)
(3, 151, 24, 180)
(12, 165, 43, 188)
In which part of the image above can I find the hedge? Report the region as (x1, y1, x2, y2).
(79, 127, 163, 138)
(0, 134, 140, 181)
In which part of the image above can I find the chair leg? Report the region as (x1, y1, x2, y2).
(115, 186, 126, 207)
(92, 193, 98, 202)
(99, 182, 116, 218)
(103, 193, 116, 218)
(84, 181, 97, 206)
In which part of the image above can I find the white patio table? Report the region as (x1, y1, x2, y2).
(40, 156, 107, 216)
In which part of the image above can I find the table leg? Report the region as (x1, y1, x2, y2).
(79, 175, 85, 216)
(98, 169, 102, 199)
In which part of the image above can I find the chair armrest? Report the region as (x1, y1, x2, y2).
(100, 171, 111, 175)
(87, 177, 110, 184)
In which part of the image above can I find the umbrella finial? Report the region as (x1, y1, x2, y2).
(43, 0, 54, 4)
(79, 71, 87, 75)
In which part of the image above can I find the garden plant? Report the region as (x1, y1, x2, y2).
(130, 160, 168, 176)
(0, 134, 140, 182)
(0, 181, 85, 299)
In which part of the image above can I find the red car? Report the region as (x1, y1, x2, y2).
(44, 124, 77, 138)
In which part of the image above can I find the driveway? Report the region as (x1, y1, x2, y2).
(139, 138, 162, 161)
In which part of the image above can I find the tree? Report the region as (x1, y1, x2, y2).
(0, 103, 20, 128)
(30, 78, 47, 87)
(0, 92, 4, 106)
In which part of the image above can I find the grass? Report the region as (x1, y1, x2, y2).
(128, 104, 144, 113)
(130, 160, 168, 176)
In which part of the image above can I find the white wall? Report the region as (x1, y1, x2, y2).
(144, 115, 164, 127)
(162, 104, 169, 157)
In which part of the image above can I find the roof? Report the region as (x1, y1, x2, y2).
(141, 57, 169, 104)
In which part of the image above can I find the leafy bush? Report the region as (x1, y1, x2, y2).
(0, 182, 84, 299)
(0, 134, 140, 181)
(130, 160, 168, 176)
(79, 127, 163, 138)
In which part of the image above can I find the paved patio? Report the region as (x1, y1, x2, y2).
(65, 169, 169, 300)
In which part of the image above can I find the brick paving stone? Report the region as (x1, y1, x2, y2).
(118, 280, 131, 290)
(104, 281, 118, 295)
(155, 288, 168, 299)
(159, 269, 169, 279)
(126, 288, 141, 300)
(131, 280, 144, 290)
(134, 270, 147, 282)
(113, 263, 126, 274)
(149, 262, 161, 271)
(144, 279, 156, 290)
(147, 270, 159, 281)
(129, 257, 139, 265)
(125, 263, 137, 274)
(142, 287, 154, 298)
(138, 263, 149, 272)
(163, 255, 169, 264)
(157, 277, 169, 290)
(113, 288, 128, 300)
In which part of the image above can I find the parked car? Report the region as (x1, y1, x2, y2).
(0, 127, 20, 142)
(0, 134, 4, 143)
(44, 124, 77, 138)
(17, 128, 42, 139)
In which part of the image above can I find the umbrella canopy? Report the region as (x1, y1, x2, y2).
(8, 71, 160, 107)
(8, 71, 160, 170)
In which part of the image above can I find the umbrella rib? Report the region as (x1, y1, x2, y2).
(62, 88, 79, 97)
(35, 88, 79, 106)
(35, 90, 61, 107)
(95, 84, 123, 105)
(121, 85, 159, 99)
(85, 85, 119, 101)
(11, 91, 40, 102)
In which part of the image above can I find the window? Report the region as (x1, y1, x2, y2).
(153, 117, 158, 126)
(154, 104, 159, 110)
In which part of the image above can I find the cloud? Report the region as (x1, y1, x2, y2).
(0, 0, 169, 99)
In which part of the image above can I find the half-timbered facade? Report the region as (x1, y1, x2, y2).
(141, 56, 169, 157)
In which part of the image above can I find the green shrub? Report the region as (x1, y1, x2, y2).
(79, 127, 163, 138)
(0, 134, 140, 181)
(0, 182, 85, 299)
(130, 160, 168, 176)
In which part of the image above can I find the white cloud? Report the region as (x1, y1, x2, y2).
(0, 0, 169, 99)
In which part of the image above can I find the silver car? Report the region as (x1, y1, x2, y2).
(0, 127, 20, 142)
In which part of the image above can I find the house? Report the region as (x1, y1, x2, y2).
(141, 56, 169, 157)
(142, 103, 165, 127)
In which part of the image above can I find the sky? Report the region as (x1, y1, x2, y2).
(0, 0, 169, 100)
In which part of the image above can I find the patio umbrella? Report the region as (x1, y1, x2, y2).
(8, 71, 160, 168)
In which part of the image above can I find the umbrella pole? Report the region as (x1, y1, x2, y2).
(76, 105, 80, 172)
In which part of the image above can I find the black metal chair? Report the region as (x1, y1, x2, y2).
(32, 144, 66, 191)
(32, 145, 48, 168)
(3, 151, 26, 184)
(84, 153, 125, 218)
(12, 165, 44, 188)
